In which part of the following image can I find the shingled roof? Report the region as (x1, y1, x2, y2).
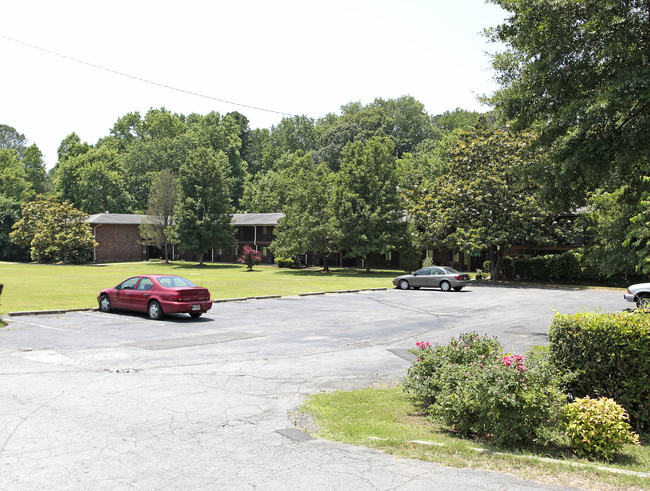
(87, 212, 285, 226)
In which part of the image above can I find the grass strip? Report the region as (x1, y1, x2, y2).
(0, 261, 400, 315)
(298, 386, 650, 490)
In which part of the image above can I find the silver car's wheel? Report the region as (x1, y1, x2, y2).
(636, 296, 650, 310)
(99, 294, 112, 313)
(148, 300, 164, 320)
(440, 280, 451, 292)
(398, 279, 410, 290)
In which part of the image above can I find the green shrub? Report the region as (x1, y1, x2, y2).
(421, 256, 434, 269)
(275, 256, 300, 269)
(30, 246, 92, 264)
(430, 346, 566, 447)
(563, 396, 640, 461)
(404, 335, 566, 447)
(403, 332, 502, 407)
(549, 311, 650, 437)
(399, 238, 421, 273)
(500, 256, 515, 279)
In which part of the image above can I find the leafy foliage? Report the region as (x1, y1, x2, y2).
(405, 121, 568, 280)
(270, 155, 341, 272)
(9, 195, 96, 264)
(175, 147, 235, 265)
(549, 311, 650, 437)
(333, 137, 405, 271)
(486, 0, 650, 208)
(563, 396, 640, 461)
(403, 333, 502, 407)
(404, 334, 566, 447)
(139, 169, 178, 263)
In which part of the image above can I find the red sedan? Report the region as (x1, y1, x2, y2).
(98, 275, 212, 320)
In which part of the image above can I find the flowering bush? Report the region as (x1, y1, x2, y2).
(563, 396, 640, 461)
(502, 354, 526, 371)
(237, 245, 262, 271)
(404, 335, 566, 447)
(403, 332, 502, 407)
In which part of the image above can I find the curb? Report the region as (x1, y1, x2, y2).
(6, 288, 389, 316)
(8, 308, 98, 317)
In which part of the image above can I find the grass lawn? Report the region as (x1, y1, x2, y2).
(299, 386, 650, 490)
(0, 261, 401, 315)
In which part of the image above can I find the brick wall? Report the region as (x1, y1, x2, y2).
(93, 224, 143, 262)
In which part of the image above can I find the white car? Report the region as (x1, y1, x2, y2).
(624, 282, 650, 309)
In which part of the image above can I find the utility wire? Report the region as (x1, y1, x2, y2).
(0, 33, 296, 118)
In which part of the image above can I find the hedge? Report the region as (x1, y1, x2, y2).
(549, 311, 650, 437)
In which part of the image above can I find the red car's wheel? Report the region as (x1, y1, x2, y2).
(99, 294, 113, 313)
(148, 300, 164, 320)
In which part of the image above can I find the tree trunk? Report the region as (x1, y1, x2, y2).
(164, 242, 169, 264)
(364, 256, 370, 273)
(490, 246, 503, 281)
(198, 251, 204, 266)
(322, 254, 330, 272)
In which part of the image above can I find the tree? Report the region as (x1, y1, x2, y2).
(0, 149, 32, 202)
(54, 146, 130, 214)
(578, 187, 637, 280)
(0, 196, 28, 261)
(139, 169, 178, 263)
(57, 132, 90, 162)
(22, 145, 48, 195)
(271, 158, 341, 272)
(405, 122, 568, 280)
(175, 147, 235, 265)
(486, 0, 650, 209)
(10, 195, 97, 264)
(340, 96, 434, 157)
(237, 244, 262, 271)
(0, 124, 28, 158)
(334, 137, 405, 272)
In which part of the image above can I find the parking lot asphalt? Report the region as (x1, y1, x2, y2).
(0, 285, 624, 489)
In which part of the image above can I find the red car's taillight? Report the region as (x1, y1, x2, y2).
(167, 293, 182, 301)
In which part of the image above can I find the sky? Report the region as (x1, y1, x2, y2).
(1, 0, 507, 168)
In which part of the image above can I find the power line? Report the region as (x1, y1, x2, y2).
(0, 33, 297, 118)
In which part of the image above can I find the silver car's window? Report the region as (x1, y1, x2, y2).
(442, 267, 458, 274)
(431, 267, 444, 275)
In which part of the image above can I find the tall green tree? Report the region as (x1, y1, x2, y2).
(10, 195, 96, 264)
(579, 187, 638, 279)
(0, 149, 32, 202)
(0, 196, 27, 261)
(140, 169, 178, 263)
(405, 122, 568, 280)
(175, 147, 235, 265)
(0, 124, 28, 158)
(54, 146, 130, 214)
(486, 0, 650, 208)
(22, 145, 48, 195)
(334, 137, 405, 272)
(270, 157, 341, 271)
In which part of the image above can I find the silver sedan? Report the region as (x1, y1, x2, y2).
(392, 266, 472, 292)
